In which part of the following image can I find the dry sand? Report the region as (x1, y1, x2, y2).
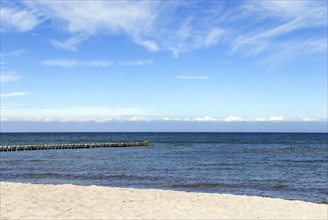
(1, 182, 327, 219)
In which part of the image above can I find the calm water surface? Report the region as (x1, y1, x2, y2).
(1, 132, 327, 203)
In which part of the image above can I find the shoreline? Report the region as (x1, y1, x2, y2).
(1, 182, 327, 219)
(1, 180, 326, 205)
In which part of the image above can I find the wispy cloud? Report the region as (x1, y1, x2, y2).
(0, 49, 26, 74)
(231, 0, 327, 64)
(0, 71, 21, 83)
(0, 92, 28, 97)
(0, 49, 26, 73)
(135, 40, 159, 52)
(2, 1, 327, 63)
(41, 59, 154, 67)
(0, 7, 42, 32)
(8, 49, 25, 56)
(258, 38, 327, 68)
(175, 76, 209, 80)
(303, 117, 319, 122)
(0, 49, 26, 57)
(0, 50, 24, 85)
(14, 1, 225, 56)
(118, 59, 153, 66)
(41, 59, 112, 67)
(204, 28, 224, 47)
(49, 35, 89, 51)
(24, 1, 157, 51)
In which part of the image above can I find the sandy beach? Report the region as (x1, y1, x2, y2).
(1, 182, 327, 219)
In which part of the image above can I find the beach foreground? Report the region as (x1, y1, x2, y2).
(1, 182, 327, 219)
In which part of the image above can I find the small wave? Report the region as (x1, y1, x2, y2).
(169, 183, 232, 189)
(21, 172, 65, 178)
(271, 184, 288, 189)
(318, 199, 328, 204)
(279, 159, 327, 163)
(106, 174, 153, 181)
(28, 159, 45, 162)
(199, 163, 245, 167)
(169, 182, 290, 191)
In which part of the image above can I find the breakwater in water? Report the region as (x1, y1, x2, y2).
(0, 141, 148, 152)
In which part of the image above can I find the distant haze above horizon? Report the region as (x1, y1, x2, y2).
(1, 0, 327, 132)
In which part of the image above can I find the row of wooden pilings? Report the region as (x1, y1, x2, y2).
(0, 141, 149, 152)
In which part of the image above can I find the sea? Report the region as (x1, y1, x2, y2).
(0, 132, 327, 204)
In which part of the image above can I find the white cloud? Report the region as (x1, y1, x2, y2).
(269, 116, 285, 121)
(224, 116, 245, 122)
(0, 7, 42, 32)
(0, 71, 21, 83)
(163, 117, 183, 121)
(303, 117, 319, 122)
(118, 59, 153, 66)
(191, 116, 219, 122)
(175, 76, 209, 80)
(41, 59, 112, 67)
(221, 116, 289, 122)
(129, 116, 149, 122)
(0, 106, 323, 123)
(0, 92, 28, 97)
(254, 116, 286, 122)
(255, 117, 267, 122)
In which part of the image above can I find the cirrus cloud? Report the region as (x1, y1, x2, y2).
(175, 76, 209, 80)
(0, 7, 42, 32)
(0, 92, 28, 97)
(0, 71, 21, 83)
(41, 59, 112, 67)
(1, 1, 326, 62)
(41, 59, 154, 67)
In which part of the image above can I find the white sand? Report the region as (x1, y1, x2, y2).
(1, 182, 327, 219)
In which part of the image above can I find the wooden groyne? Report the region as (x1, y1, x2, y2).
(0, 141, 148, 152)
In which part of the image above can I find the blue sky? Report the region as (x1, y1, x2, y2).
(0, 0, 327, 132)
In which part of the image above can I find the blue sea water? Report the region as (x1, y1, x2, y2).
(0, 132, 327, 204)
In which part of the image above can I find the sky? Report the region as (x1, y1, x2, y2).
(0, 0, 327, 132)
